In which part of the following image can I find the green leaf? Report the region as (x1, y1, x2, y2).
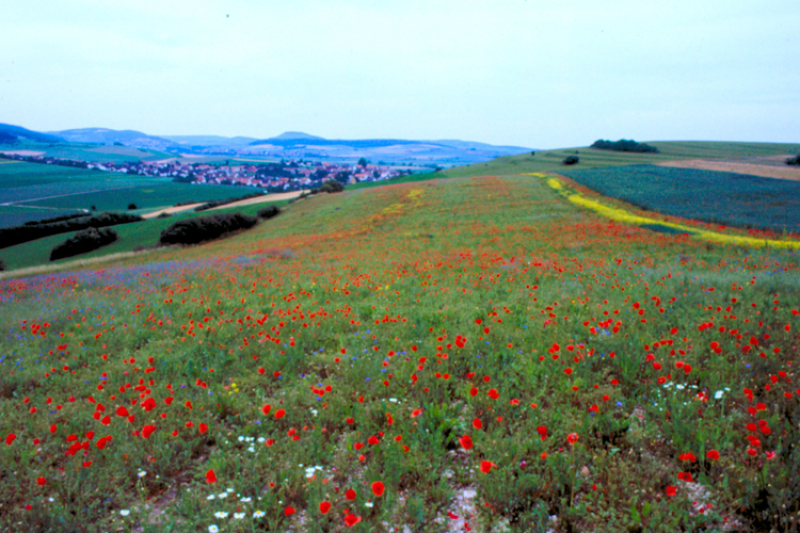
(642, 501, 652, 518)
(630, 505, 641, 524)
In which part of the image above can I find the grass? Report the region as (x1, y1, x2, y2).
(442, 140, 800, 179)
(0, 200, 289, 272)
(2, 169, 800, 532)
(0, 161, 288, 228)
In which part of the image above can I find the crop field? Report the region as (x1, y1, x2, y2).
(560, 164, 800, 236)
(1, 170, 799, 533)
(0, 199, 289, 272)
(0, 162, 274, 228)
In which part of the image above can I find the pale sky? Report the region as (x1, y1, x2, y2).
(2, 0, 799, 148)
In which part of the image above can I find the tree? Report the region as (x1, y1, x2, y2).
(357, 157, 368, 168)
(786, 154, 800, 166)
(128, 203, 138, 210)
(562, 155, 579, 165)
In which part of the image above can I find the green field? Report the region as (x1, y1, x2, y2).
(443, 140, 800, 178)
(0, 199, 289, 272)
(560, 164, 800, 235)
(0, 161, 280, 228)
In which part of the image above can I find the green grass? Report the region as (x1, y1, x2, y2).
(2, 174, 800, 532)
(0, 200, 288, 271)
(442, 141, 800, 179)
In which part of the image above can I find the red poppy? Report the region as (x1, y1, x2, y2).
(285, 506, 295, 516)
(480, 460, 495, 473)
(345, 489, 357, 500)
(206, 469, 217, 483)
(344, 513, 361, 527)
(372, 481, 385, 497)
(199, 423, 208, 435)
(261, 404, 271, 416)
(567, 433, 578, 445)
(5, 433, 16, 446)
(275, 409, 286, 419)
(141, 425, 156, 439)
(537, 426, 548, 440)
(459, 434, 473, 450)
(472, 418, 483, 430)
(320, 501, 331, 514)
(666, 486, 676, 497)
(37, 477, 47, 486)
(706, 450, 719, 461)
(116, 406, 129, 417)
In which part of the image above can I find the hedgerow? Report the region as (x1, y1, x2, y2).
(49, 227, 118, 261)
(158, 212, 258, 246)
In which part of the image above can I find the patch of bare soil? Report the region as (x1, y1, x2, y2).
(658, 159, 800, 181)
(141, 203, 206, 219)
(207, 190, 309, 211)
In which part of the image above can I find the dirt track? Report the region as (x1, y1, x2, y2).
(142, 190, 308, 219)
(658, 159, 800, 181)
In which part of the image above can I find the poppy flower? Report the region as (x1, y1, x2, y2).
(345, 489, 357, 500)
(666, 486, 677, 497)
(472, 418, 483, 430)
(206, 469, 217, 483)
(480, 460, 495, 473)
(706, 450, 719, 461)
(285, 506, 295, 516)
(261, 404, 271, 416)
(199, 423, 208, 435)
(275, 409, 286, 419)
(320, 501, 331, 514)
(37, 477, 47, 486)
(459, 434, 473, 450)
(5, 433, 16, 446)
(567, 433, 578, 445)
(372, 481, 385, 497)
(344, 513, 361, 527)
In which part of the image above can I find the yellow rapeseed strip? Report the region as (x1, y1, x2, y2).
(545, 175, 800, 250)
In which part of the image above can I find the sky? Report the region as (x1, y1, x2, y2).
(2, 0, 799, 148)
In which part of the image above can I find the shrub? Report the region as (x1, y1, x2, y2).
(257, 205, 280, 219)
(159, 212, 258, 246)
(562, 155, 580, 166)
(128, 203, 138, 210)
(50, 227, 118, 261)
(590, 139, 659, 153)
(786, 154, 800, 166)
(318, 179, 345, 193)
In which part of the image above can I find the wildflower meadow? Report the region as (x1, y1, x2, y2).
(1, 173, 799, 532)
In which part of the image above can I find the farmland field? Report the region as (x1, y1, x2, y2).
(0, 199, 290, 272)
(2, 165, 800, 533)
(560, 164, 800, 235)
(0, 161, 277, 228)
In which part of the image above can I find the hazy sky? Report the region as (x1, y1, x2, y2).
(2, 0, 799, 148)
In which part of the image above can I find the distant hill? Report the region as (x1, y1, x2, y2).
(2, 123, 535, 166)
(53, 128, 179, 151)
(0, 123, 64, 144)
(161, 135, 257, 147)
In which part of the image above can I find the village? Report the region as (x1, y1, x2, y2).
(0, 152, 410, 192)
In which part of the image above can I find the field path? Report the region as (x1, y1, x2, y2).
(141, 203, 205, 219)
(207, 189, 308, 210)
(141, 190, 308, 218)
